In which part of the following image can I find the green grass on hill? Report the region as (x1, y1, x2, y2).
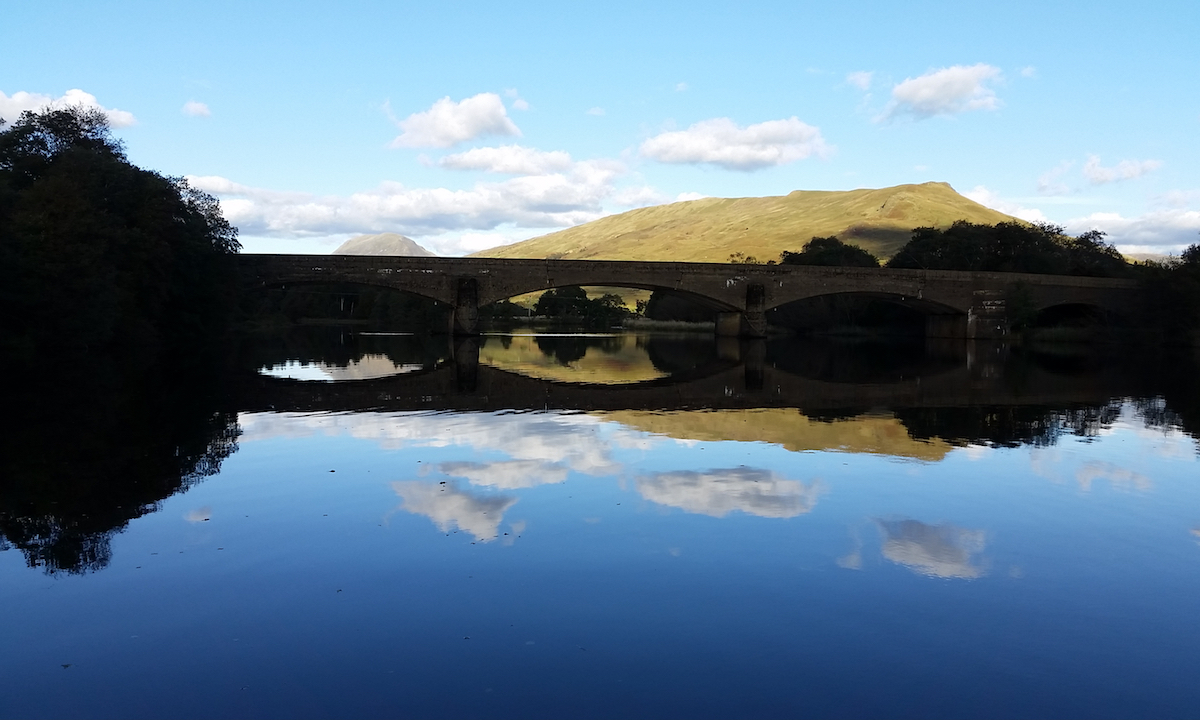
(473, 182, 1021, 263)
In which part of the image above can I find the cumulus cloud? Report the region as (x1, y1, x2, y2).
(188, 156, 649, 253)
(968, 184, 1200, 252)
(182, 100, 211, 117)
(964, 185, 1048, 223)
(389, 93, 521, 149)
(1037, 161, 1074, 196)
(392, 480, 517, 541)
(439, 145, 572, 175)
(876, 519, 987, 579)
(846, 71, 873, 90)
(1020, 66, 1038, 78)
(1155, 189, 1200, 209)
(881, 64, 1002, 120)
(1082, 155, 1162, 185)
(1062, 209, 1200, 253)
(636, 467, 823, 518)
(0, 88, 136, 126)
(640, 117, 830, 171)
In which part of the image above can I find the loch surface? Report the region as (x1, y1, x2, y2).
(2, 331, 1198, 719)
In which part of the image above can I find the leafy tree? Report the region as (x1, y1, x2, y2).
(779, 236, 880, 268)
(885, 221, 1129, 277)
(0, 105, 240, 359)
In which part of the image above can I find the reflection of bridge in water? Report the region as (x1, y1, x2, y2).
(234, 339, 1149, 414)
(238, 255, 1141, 339)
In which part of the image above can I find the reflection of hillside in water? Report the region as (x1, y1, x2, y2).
(603, 410, 953, 461)
(244, 327, 450, 380)
(478, 334, 669, 384)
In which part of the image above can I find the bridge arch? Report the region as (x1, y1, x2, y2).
(238, 255, 1141, 339)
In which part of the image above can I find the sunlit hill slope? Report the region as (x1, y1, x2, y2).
(474, 182, 1020, 263)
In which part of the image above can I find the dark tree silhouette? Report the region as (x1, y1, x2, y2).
(1, 105, 240, 359)
(779, 236, 880, 268)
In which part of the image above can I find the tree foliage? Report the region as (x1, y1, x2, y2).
(780, 236, 880, 268)
(884, 221, 1128, 277)
(533, 286, 632, 324)
(0, 106, 241, 358)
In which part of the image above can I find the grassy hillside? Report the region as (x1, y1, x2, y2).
(474, 182, 1020, 263)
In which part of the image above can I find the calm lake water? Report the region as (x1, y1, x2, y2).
(3, 330, 1199, 719)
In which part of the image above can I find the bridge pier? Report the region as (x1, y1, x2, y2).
(451, 277, 480, 335)
(715, 284, 768, 338)
(925, 291, 1011, 339)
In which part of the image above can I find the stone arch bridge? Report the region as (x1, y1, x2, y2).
(237, 255, 1141, 338)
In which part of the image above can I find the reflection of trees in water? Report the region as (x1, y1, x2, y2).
(642, 336, 720, 375)
(533, 335, 625, 366)
(894, 402, 1125, 448)
(0, 357, 239, 575)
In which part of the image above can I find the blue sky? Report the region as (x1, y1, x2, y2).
(3, 0, 1198, 256)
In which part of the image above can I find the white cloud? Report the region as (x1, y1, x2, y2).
(439, 145, 572, 175)
(636, 467, 823, 518)
(611, 185, 669, 207)
(675, 192, 709, 202)
(846, 71, 873, 90)
(0, 88, 136, 126)
(586, 107, 605, 116)
(188, 156, 652, 254)
(881, 64, 1003, 120)
(389, 93, 521, 149)
(1082, 155, 1162, 185)
(182, 100, 211, 117)
(964, 185, 1048, 223)
(1062, 209, 1200, 253)
(512, 98, 530, 111)
(1037, 161, 1074, 196)
(1155, 189, 1200, 209)
(640, 117, 830, 171)
(877, 519, 987, 579)
(675, 82, 689, 92)
(1020, 66, 1038, 78)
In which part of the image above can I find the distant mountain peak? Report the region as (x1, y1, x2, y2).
(333, 232, 436, 257)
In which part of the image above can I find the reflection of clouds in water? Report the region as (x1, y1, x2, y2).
(391, 481, 516, 542)
(876, 519, 987, 579)
(239, 411, 634, 475)
(439, 459, 568, 489)
(1191, 528, 1200, 546)
(637, 467, 823, 518)
(1075, 461, 1151, 492)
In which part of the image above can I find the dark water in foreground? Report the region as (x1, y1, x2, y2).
(2, 330, 1199, 719)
